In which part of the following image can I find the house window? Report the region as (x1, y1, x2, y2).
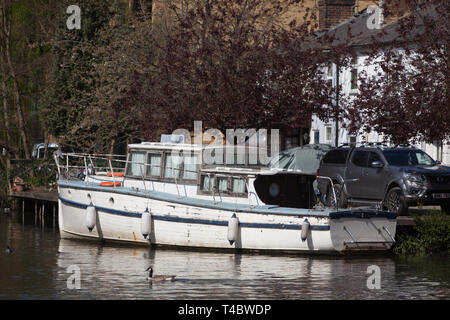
(351, 68, 358, 90)
(327, 79, 333, 94)
(349, 136, 357, 147)
(326, 127, 332, 142)
(327, 63, 333, 77)
(314, 131, 320, 144)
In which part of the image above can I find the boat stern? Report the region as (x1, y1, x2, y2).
(329, 209, 397, 253)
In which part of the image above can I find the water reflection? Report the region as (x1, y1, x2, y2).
(1, 211, 449, 299)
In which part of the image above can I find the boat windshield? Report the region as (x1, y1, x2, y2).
(383, 150, 436, 167)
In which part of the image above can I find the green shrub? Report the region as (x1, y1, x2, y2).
(394, 211, 450, 256)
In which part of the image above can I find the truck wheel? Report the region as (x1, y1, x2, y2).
(385, 187, 408, 216)
(327, 184, 347, 209)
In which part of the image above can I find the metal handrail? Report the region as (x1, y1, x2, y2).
(55, 152, 231, 203)
(55, 152, 260, 208)
(316, 176, 338, 210)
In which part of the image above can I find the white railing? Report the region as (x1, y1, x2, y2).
(316, 176, 338, 210)
(54, 152, 249, 203)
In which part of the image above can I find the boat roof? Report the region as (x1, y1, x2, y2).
(128, 142, 203, 151)
(200, 166, 273, 175)
(128, 142, 269, 152)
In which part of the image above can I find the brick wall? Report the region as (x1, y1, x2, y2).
(318, 0, 356, 30)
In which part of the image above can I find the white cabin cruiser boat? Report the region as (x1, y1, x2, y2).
(54, 142, 397, 254)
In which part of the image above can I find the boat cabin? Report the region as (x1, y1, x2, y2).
(124, 142, 317, 209)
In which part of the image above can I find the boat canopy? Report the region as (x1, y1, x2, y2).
(268, 144, 334, 175)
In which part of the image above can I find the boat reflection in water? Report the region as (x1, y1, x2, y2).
(55, 238, 403, 299)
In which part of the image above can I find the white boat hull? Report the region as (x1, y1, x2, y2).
(57, 182, 397, 254)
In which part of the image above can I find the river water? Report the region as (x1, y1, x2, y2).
(0, 210, 449, 300)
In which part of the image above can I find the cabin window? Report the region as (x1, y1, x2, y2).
(216, 176, 229, 192)
(164, 153, 181, 179)
(182, 154, 198, 180)
(146, 153, 162, 177)
(200, 175, 213, 191)
(232, 177, 246, 194)
(126, 151, 146, 176)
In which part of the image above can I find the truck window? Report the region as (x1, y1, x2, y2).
(368, 152, 383, 165)
(322, 150, 349, 164)
(351, 151, 369, 167)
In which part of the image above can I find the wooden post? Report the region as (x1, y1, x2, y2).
(53, 204, 56, 230)
(42, 203, 45, 229)
(35, 201, 37, 225)
(22, 199, 24, 225)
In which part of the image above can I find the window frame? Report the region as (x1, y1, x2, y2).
(180, 153, 200, 182)
(197, 173, 248, 198)
(350, 68, 359, 90)
(145, 151, 164, 179)
(125, 149, 199, 184)
(125, 150, 147, 178)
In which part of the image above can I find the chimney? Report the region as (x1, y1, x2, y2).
(318, 0, 356, 30)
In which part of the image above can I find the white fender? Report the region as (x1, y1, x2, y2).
(301, 219, 310, 242)
(141, 208, 152, 239)
(227, 213, 239, 245)
(86, 204, 96, 232)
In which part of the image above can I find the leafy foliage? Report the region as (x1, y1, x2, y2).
(133, 0, 331, 139)
(394, 211, 450, 255)
(39, 0, 113, 152)
(345, 0, 450, 144)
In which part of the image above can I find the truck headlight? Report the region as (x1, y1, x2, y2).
(404, 172, 426, 186)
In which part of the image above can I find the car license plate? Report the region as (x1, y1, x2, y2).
(432, 193, 450, 199)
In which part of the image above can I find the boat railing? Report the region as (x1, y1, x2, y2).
(316, 176, 338, 210)
(55, 152, 224, 201)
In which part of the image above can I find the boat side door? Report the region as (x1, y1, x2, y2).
(344, 150, 369, 198)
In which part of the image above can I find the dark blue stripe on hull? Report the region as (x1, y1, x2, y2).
(58, 196, 330, 231)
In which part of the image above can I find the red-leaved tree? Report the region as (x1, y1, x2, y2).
(345, 0, 449, 144)
(127, 0, 333, 140)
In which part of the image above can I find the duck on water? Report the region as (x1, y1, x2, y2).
(146, 267, 175, 282)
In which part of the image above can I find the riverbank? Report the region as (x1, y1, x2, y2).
(393, 210, 450, 256)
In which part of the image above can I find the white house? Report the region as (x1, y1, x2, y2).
(309, 1, 450, 164)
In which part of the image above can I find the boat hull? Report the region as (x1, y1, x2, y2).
(57, 183, 396, 254)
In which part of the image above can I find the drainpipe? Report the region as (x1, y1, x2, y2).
(335, 63, 340, 147)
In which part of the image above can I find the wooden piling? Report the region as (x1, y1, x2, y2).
(53, 204, 56, 230)
(42, 203, 45, 229)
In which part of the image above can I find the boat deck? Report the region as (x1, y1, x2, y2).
(58, 179, 336, 217)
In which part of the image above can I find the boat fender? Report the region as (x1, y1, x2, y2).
(141, 208, 152, 239)
(227, 213, 239, 245)
(86, 204, 96, 232)
(301, 219, 310, 242)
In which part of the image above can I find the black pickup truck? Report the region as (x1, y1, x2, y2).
(317, 145, 450, 215)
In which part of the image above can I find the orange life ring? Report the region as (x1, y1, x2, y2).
(107, 172, 124, 177)
(99, 181, 121, 187)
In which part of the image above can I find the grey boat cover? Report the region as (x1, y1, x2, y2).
(269, 144, 334, 175)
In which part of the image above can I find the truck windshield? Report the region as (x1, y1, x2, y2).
(382, 150, 436, 167)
